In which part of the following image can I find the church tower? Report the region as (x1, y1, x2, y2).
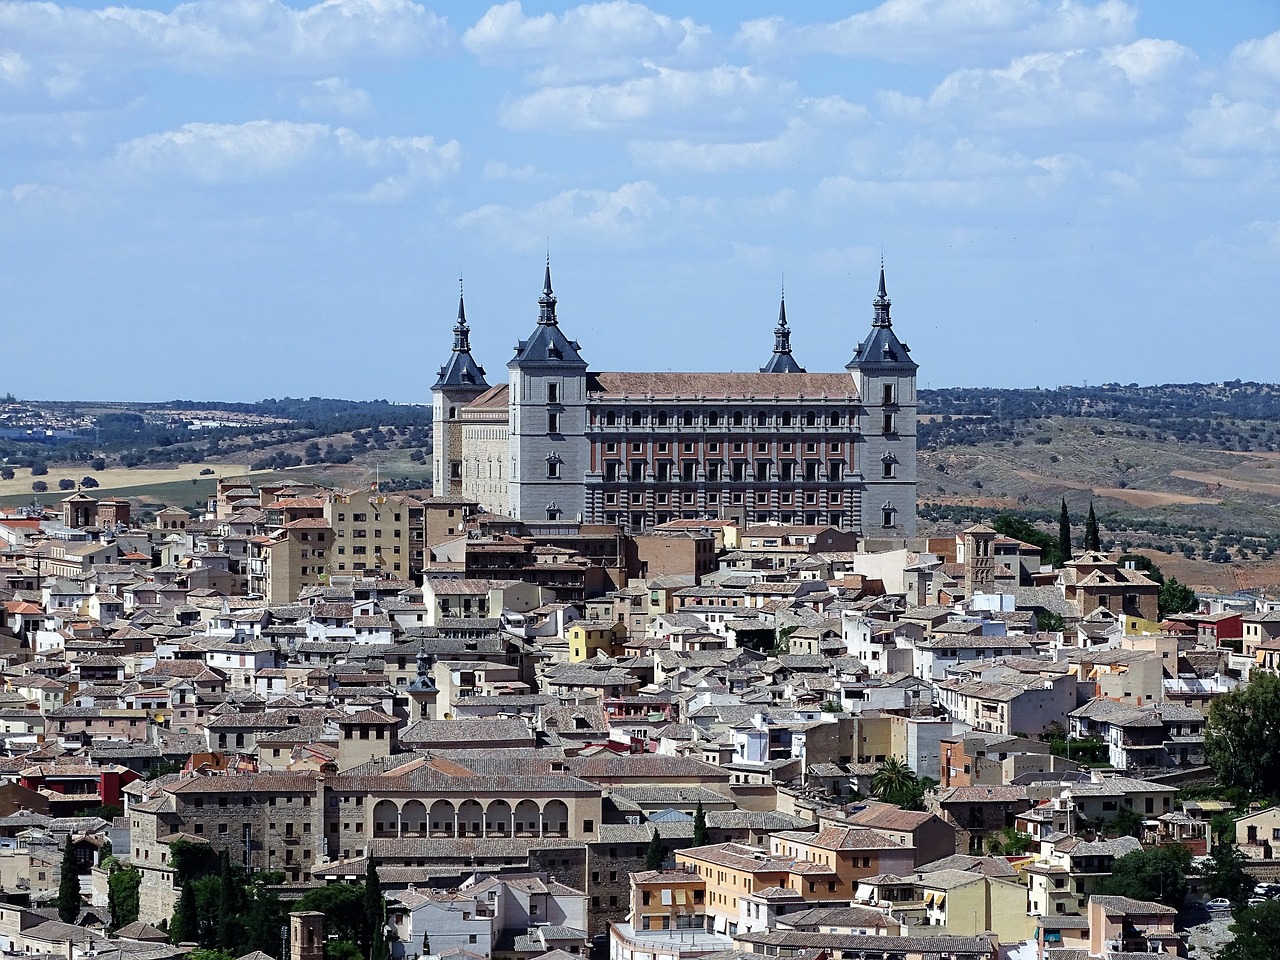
(507, 261, 589, 522)
(431, 285, 489, 498)
(846, 264, 918, 536)
(761, 292, 805, 373)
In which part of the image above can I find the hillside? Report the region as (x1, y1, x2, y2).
(917, 383, 1280, 588)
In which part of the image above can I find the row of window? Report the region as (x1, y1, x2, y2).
(598, 460, 858, 482)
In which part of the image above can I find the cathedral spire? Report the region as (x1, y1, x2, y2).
(873, 259, 892, 328)
(538, 256, 558, 325)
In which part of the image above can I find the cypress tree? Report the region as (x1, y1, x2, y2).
(1058, 498, 1072, 564)
(57, 836, 80, 924)
(170, 881, 197, 945)
(692, 802, 709, 847)
(363, 858, 388, 960)
(1085, 503, 1101, 552)
(215, 849, 244, 951)
(643, 828, 665, 871)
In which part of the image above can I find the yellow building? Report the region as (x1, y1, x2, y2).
(914, 869, 1035, 942)
(629, 869, 707, 933)
(325, 489, 423, 579)
(567, 619, 628, 662)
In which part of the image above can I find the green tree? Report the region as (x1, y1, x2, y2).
(1221, 900, 1280, 960)
(363, 859, 390, 960)
(871, 757, 917, 802)
(1084, 503, 1100, 551)
(992, 513, 1061, 567)
(1206, 671, 1280, 799)
(1110, 807, 1144, 838)
(296, 884, 365, 943)
(643, 829, 665, 871)
(108, 866, 141, 931)
(241, 887, 285, 957)
(1058, 498, 1072, 564)
(1158, 577, 1198, 619)
(57, 836, 80, 923)
(171, 882, 198, 944)
(215, 850, 245, 951)
(1204, 839, 1253, 905)
(32, 480, 47, 493)
(692, 802, 709, 847)
(1096, 845, 1191, 909)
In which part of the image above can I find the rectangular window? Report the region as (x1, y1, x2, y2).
(548, 412, 560, 433)
(547, 383, 559, 403)
(548, 461, 560, 479)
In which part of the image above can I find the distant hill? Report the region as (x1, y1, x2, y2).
(918, 382, 1280, 582)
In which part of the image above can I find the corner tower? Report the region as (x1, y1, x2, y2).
(846, 264, 918, 536)
(507, 261, 589, 522)
(761, 293, 805, 373)
(432, 285, 489, 497)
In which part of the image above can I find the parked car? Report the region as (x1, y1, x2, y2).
(1206, 898, 1232, 910)
(1248, 898, 1267, 907)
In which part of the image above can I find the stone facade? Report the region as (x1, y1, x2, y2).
(433, 265, 918, 536)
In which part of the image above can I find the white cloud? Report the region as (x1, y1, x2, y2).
(464, 1, 709, 82)
(0, 0, 448, 78)
(1230, 30, 1280, 84)
(456, 180, 668, 248)
(0, 53, 31, 88)
(885, 40, 1195, 132)
(500, 64, 793, 133)
(1183, 95, 1280, 156)
(628, 120, 807, 173)
(113, 120, 461, 200)
(296, 77, 372, 117)
(737, 0, 1136, 63)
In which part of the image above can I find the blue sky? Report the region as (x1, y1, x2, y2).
(1, 0, 1277, 401)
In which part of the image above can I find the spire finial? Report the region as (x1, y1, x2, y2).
(873, 259, 891, 327)
(453, 276, 471, 351)
(538, 254, 558, 325)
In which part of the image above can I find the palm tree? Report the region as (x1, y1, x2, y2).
(870, 757, 918, 802)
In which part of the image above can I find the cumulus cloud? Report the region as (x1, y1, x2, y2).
(456, 180, 668, 248)
(296, 77, 373, 117)
(0, 0, 445, 112)
(884, 39, 1195, 133)
(1230, 30, 1280, 85)
(113, 119, 461, 200)
(500, 64, 793, 133)
(737, 0, 1136, 63)
(1183, 95, 1280, 156)
(464, 1, 709, 82)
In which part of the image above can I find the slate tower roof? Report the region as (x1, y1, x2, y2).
(846, 264, 918, 372)
(761, 293, 806, 373)
(432, 285, 490, 391)
(510, 260, 587, 369)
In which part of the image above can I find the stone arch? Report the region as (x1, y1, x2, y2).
(486, 799, 513, 837)
(542, 799, 569, 837)
(400, 799, 427, 836)
(458, 799, 484, 837)
(372, 799, 399, 837)
(429, 799, 455, 837)
(514, 799, 541, 837)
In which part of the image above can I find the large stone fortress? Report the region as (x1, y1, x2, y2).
(432, 264, 918, 535)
